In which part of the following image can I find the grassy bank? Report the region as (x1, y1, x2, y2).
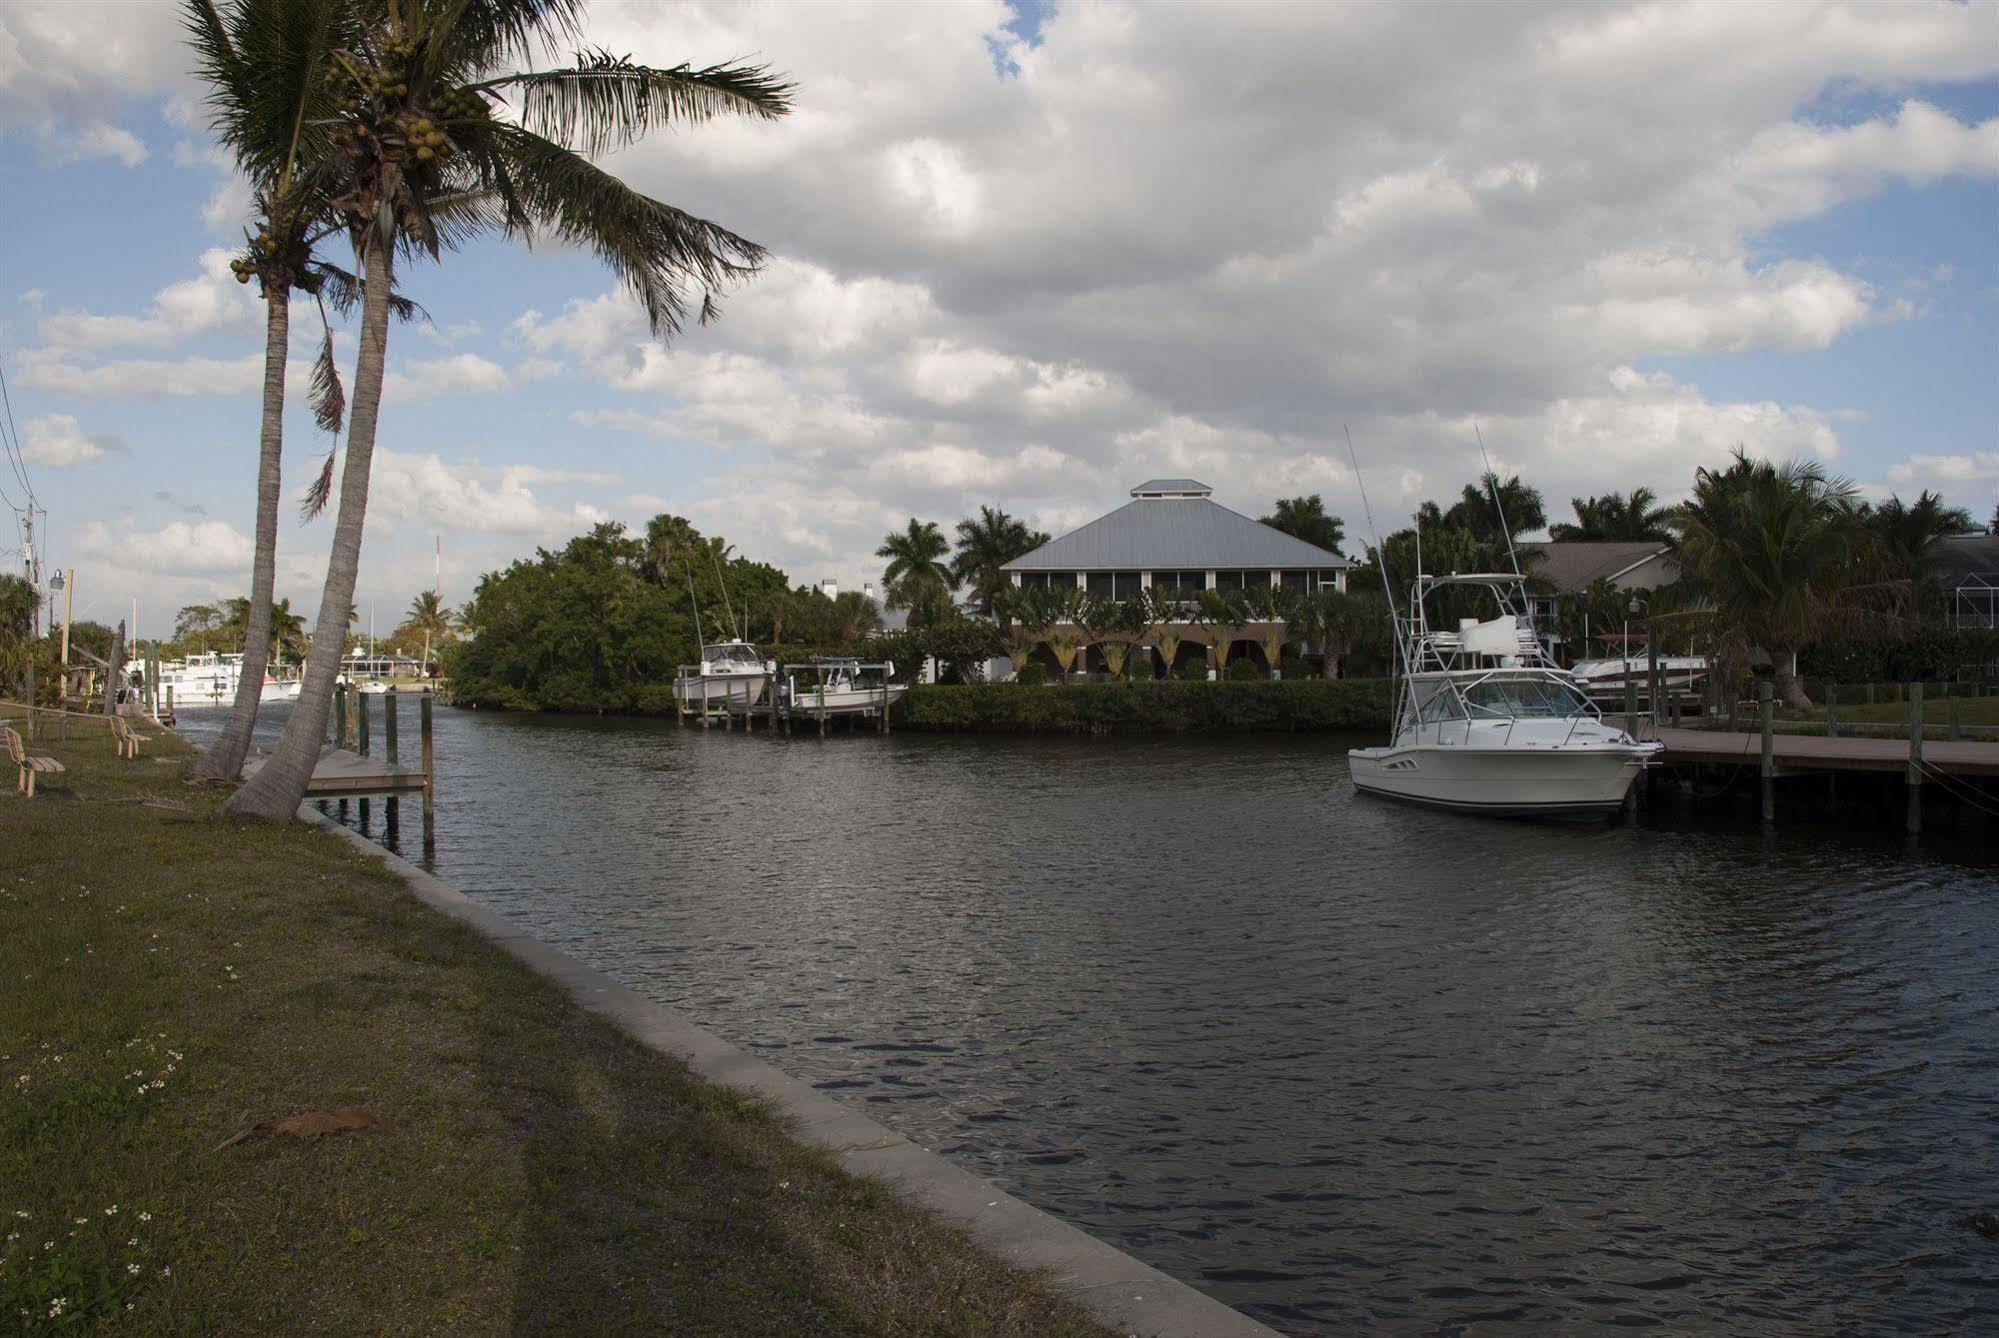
(0, 727, 1112, 1334)
(896, 678, 1392, 734)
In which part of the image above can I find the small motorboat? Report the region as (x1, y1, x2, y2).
(1568, 654, 1708, 708)
(786, 659, 904, 715)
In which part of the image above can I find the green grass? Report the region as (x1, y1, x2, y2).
(0, 724, 1117, 1335)
(1819, 696, 1999, 727)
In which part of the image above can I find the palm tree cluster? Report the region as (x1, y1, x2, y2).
(180, 0, 792, 819)
(1548, 488, 1670, 542)
(874, 508, 1052, 627)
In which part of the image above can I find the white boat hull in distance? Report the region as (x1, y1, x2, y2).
(1349, 741, 1662, 817)
(672, 675, 767, 708)
(791, 684, 907, 713)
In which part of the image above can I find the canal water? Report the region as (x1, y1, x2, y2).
(183, 703, 1998, 1334)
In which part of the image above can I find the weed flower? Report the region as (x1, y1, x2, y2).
(46, 1299, 64, 1318)
(138, 1212, 151, 1223)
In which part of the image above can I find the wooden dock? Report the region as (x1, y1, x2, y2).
(1651, 727, 1999, 779)
(242, 747, 432, 798)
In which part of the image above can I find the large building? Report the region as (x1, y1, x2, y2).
(1000, 478, 1353, 676)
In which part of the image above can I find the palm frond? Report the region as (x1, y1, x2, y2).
(309, 320, 345, 434)
(307, 261, 428, 324)
(478, 52, 794, 155)
(431, 0, 586, 75)
(479, 123, 767, 338)
(300, 447, 337, 522)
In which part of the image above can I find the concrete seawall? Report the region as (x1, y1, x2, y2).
(303, 807, 1278, 1338)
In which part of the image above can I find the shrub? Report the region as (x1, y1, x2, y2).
(1013, 661, 1047, 686)
(895, 678, 1393, 734)
(1176, 658, 1209, 682)
(1227, 658, 1261, 682)
(1280, 655, 1309, 680)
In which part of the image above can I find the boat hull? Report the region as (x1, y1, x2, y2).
(673, 675, 767, 709)
(1348, 742, 1660, 818)
(790, 684, 907, 714)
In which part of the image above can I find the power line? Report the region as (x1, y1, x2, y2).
(0, 354, 35, 506)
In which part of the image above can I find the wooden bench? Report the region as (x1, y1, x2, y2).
(2, 725, 64, 798)
(111, 715, 147, 760)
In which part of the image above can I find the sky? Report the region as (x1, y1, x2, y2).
(1, 0, 1995, 640)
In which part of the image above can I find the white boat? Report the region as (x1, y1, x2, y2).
(150, 651, 301, 706)
(1569, 654, 1708, 707)
(1349, 573, 1662, 818)
(672, 641, 770, 709)
(786, 659, 904, 714)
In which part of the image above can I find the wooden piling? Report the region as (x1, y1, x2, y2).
(1624, 669, 1638, 738)
(334, 684, 348, 749)
(1948, 693, 1962, 741)
(357, 689, 371, 757)
(1826, 685, 1838, 739)
(384, 690, 399, 764)
(420, 690, 435, 822)
(23, 662, 34, 740)
(1907, 682, 1923, 835)
(1759, 681, 1775, 823)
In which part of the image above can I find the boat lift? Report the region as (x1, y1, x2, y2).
(674, 657, 903, 736)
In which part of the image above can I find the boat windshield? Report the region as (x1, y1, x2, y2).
(706, 644, 761, 670)
(1463, 676, 1589, 719)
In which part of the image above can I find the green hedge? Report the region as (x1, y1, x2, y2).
(894, 678, 1393, 734)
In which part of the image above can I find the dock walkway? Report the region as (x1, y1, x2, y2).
(242, 746, 431, 798)
(1651, 727, 1999, 779)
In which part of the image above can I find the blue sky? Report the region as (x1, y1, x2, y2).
(1, 0, 1994, 639)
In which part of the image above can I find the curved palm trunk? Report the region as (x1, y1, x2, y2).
(194, 287, 289, 780)
(1771, 643, 1813, 711)
(224, 239, 391, 821)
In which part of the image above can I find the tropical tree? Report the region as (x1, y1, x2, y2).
(224, 1, 792, 819)
(182, 0, 378, 780)
(1077, 592, 1143, 680)
(951, 506, 1049, 619)
(1669, 450, 1866, 709)
(174, 603, 225, 652)
(1007, 583, 1084, 682)
(0, 574, 35, 695)
(1861, 490, 1974, 582)
(1142, 587, 1188, 679)
(1441, 472, 1546, 545)
(1260, 495, 1344, 554)
(1194, 587, 1248, 677)
(877, 519, 956, 623)
(1549, 488, 1670, 542)
(403, 588, 452, 673)
(1244, 583, 1298, 677)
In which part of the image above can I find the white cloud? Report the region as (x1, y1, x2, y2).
(35, 249, 262, 352)
(14, 348, 265, 399)
(76, 518, 252, 576)
(18, 412, 122, 467)
(384, 353, 509, 400)
(361, 448, 615, 536)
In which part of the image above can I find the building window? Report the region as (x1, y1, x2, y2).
(1149, 570, 1205, 600)
(1085, 571, 1141, 600)
(1018, 571, 1052, 591)
(1280, 569, 1310, 593)
(1215, 570, 1270, 592)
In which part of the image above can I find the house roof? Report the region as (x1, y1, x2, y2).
(1518, 541, 1675, 594)
(1003, 487, 1352, 571)
(1925, 533, 1999, 585)
(1130, 478, 1213, 497)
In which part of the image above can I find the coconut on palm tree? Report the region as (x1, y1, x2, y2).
(223, 0, 792, 820)
(951, 507, 1049, 619)
(1670, 450, 1867, 710)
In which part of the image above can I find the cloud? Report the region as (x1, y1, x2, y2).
(359, 448, 616, 536)
(13, 348, 265, 398)
(18, 412, 124, 467)
(35, 249, 262, 352)
(385, 353, 509, 401)
(76, 518, 253, 576)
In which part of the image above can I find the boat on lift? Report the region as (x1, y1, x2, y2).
(672, 641, 771, 709)
(1348, 572, 1663, 817)
(784, 658, 904, 715)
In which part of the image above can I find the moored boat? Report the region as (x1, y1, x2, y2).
(672, 641, 771, 709)
(1348, 572, 1662, 818)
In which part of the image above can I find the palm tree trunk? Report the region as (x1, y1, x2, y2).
(224, 238, 391, 820)
(1772, 644, 1814, 711)
(194, 286, 289, 780)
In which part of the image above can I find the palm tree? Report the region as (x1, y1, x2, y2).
(1862, 491, 1974, 581)
(1670, 450, 1866, 709)
(223, 1, 792, 820)
(268, 597, 309, 663)
(1549, 488, 1670, 542)
(1244, 583, 1298, 678)
(950, 507, 1049, 618)
(1142, 588, 1188, 679)
(1442, 473, 1546, 545)
(405, 588, 452, 674)
(174, 603, 224, 652)
(1260, 495, 1344, 553)
(876, 519, 956, 621)
(1194, 588, 1248, 677)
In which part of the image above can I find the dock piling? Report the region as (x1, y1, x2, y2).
(1948, 693, 1962, 741)
(1758, 682, 1775, 823)
(334, 684, 348, 749)
(357, 690, 371, 757)
(1827, 685, 1838, 739)
(1907, 682, 1924, 835)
